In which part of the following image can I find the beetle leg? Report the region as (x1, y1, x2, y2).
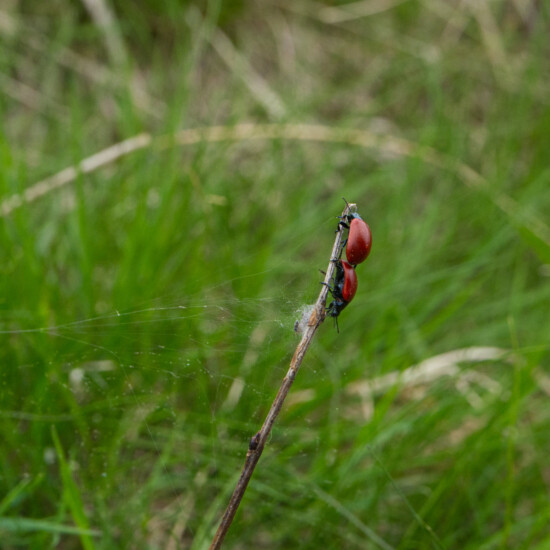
(321, 281, 335, 293)
(336, 237, 347, 260)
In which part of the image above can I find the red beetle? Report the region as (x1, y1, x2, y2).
(326, 260, 358, 331)
(340, 212, 372, 266)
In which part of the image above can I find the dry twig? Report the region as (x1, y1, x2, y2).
(207, 201, 353, 550)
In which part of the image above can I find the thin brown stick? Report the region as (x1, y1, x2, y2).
(207, 202, 353, 550)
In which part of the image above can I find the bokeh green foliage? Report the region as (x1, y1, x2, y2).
(1, 1, 550, 548)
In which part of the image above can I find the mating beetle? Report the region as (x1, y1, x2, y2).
(325, 260, 358, 331)
(339, 211, 372, 266)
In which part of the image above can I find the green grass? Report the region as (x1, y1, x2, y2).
(1, 1, 550, 548)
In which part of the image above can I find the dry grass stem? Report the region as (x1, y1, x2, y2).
(210, 29, 287, 119)
(81, 0, 128, 67)
(319, 0, 412, 24)
(207, 202, 352, 550)
(0, 9, 163, 116)
(347, 346, 509, 396)
(0, 73, 68, 117)
(3, 123, 549, 249)
(347, 346, 508, 418)
(1, 133, 151, 217)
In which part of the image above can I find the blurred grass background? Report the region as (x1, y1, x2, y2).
(1, 0, 550, 548)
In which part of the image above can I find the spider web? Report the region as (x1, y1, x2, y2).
(1, 270, 321, 505)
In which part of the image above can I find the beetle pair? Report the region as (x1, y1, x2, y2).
(325, 204, 372, 331)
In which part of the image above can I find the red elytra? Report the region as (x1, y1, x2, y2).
(326, 259, 358, 325)
(346, 217, 372, 266)
(340, 260, 358, 303)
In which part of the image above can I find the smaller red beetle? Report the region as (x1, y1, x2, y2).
(339, 211, 372, 266)
(325, 260, 358, 332)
